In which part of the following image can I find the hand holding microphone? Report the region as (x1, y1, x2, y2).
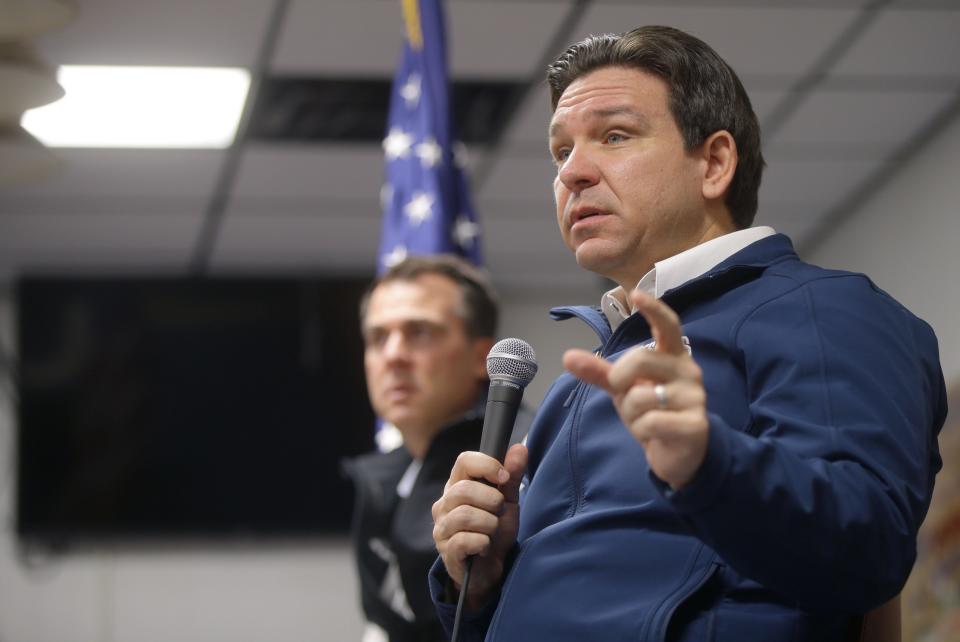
(431, 338, 537, 624)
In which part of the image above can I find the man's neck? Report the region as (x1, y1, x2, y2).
(614, 217, 734, 292)
(400, 393, 485, 459)
(403, 432, 434, 460)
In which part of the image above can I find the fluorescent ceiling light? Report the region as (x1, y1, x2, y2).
(21, 65, 251, 148)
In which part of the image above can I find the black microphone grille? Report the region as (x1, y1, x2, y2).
(486, 338, 538, 387)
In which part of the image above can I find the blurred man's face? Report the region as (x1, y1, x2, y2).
(362, 274, 490, 446)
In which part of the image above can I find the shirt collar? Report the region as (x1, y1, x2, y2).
(601, 226, 777, 330)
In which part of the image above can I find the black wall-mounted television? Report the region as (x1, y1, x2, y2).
(15, 276, 376, 544)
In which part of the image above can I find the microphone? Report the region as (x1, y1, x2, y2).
(451, 338, 537, 642)
(479, 338, 539, 462)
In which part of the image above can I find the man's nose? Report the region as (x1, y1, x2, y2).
(382, 331, 410, 362)
(557, 146, 600, 193)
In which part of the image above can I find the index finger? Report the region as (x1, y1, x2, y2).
(448, 451, 511, 488)
(631, 290, 685, 355)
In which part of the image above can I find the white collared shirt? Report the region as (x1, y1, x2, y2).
(601, 226, 777, 330)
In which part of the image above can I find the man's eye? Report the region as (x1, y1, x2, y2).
(551, 147, 571, 165)
(365, 330, 386, 348)
(407, 324, 437, 344)
(605, 132, 626, 144)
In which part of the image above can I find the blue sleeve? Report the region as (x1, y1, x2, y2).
(661, 276, 946, 612)
(428, 554, 500, 641)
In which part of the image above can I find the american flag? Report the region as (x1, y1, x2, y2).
(377, 0, 482, 274)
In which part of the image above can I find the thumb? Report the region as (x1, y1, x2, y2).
(563, 348, 613, 394)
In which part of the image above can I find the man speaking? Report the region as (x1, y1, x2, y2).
(429, 26, 947, 641)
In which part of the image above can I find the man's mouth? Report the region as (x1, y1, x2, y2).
(570, 208, 609, 229)
(384, 383, 415, 399)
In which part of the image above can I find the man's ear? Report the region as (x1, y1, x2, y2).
(701, 130, 737, 202)
(472, 336, 495, 380)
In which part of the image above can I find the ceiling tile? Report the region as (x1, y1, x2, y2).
(0, 194, 209, 217)
(576, 5, 860, 77)
(34, 0, 274, 66)
(831, 9, 960, 78)
(210, 211, 379, 272)
(446, 1, 573, 78)
(759, 157, 882, 211)
(477, 153, 556, 201)
(477, 195, 592, 289)
(0, 212, 199, 272)
(770, 88, 958, 146)
(0, 150, 224, 200)
(272, 0, 403, 75)
(744, 88, 791, 126)
(475, 194, 555, 223)
(592, 0, 872, 6)
(754, 201, 836, 249)
(234, 144, 384, 200)
(887, 0, 960, 7)
(274, 0, 572, 78)
(487, 254, 597, 292)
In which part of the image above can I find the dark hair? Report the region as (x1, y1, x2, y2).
(547, 25, 764, 229)
(359, 254, 499, 339)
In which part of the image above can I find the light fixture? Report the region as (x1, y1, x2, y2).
(0, 41, 63, 121)
(21, 65, 252, 149)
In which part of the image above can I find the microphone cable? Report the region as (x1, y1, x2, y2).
(450, 557, 474, 642)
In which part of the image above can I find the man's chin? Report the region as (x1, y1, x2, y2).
(379, 409, 415, 429)
(574, 244, 620, 279)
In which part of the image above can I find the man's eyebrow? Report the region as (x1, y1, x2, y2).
(549, 106, 650, 137)
(594, 106, 649, 123)
(363, 317, 444, 331)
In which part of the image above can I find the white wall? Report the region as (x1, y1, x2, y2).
(0, 283, 601, 642)
(806, 109, 960, 385)
(498, 287, 606, 408)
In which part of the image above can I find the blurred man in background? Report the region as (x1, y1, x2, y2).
(345, 255, 503, 642)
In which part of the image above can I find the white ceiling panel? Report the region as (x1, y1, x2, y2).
(475, 195, 575, 289)
(744, 88, 791, 126)
(477, 153, 556, 201)
(445, 1, 572, 78)
(592, 0, 873, 6)
(226, 195, 377, 219)
(210, 211, 379, 272)
(34, 0, 274, 66)
(272, 0, 403, 75)
(234, 145, 384, 200)
(476, 195, 556, 225)
(480, 199, 564, 244)
(0, 150, 224, 200)
(770, 88, 958, 146)
(759, 157, 882, 210)
(274, 0, 571, 78)
(0, 213, 199, 270)
(831, 9, 960, 78)
(754, 200, 836, 248)
(0, 194, 209, 218)
(576, 5, 859, 77)
(487, 256, 598, 293)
